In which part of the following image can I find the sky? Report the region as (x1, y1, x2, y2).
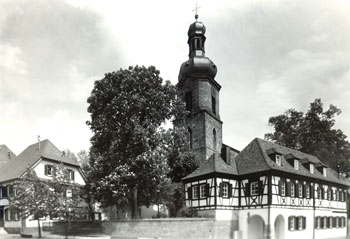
(0, 0, 349, 155)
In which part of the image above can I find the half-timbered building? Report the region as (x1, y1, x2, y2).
(180, 15, 349, 239)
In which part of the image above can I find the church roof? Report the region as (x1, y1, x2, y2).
(0, 139, 79, 182)
(235, 138, 349, 186)
(183, 153, 238, 181)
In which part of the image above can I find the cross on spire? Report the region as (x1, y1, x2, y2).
(193, 3, 201, 20)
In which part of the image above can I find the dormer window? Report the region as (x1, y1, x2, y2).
(323, 168, 327, 177)
(310, 163, 314, 174)
(294, 159, 299, 170)
(275, 155, 282, 166)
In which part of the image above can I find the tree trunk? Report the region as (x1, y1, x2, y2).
(132, 187, 138, 219)
(37, 219, 41, 238)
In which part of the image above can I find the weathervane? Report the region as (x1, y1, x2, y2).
(193, 3, 201, 21)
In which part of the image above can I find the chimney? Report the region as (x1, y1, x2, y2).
(337, 165, 340, 178)
(38, 135, 41, 150)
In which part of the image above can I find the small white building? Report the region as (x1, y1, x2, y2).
(0, 139, 86, 233)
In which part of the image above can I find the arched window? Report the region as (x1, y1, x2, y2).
(213, 129, 217, 150)
(188, 128, 193, 150)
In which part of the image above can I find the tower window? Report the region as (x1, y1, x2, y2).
(213, 129, 217, 150)
(188, 128, 193, 150)
(212, 96, 216, 114)
(185, 92, 192, 111)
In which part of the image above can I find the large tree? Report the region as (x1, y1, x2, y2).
(86, 65, 196, 218)
(265, 98, 350, 175)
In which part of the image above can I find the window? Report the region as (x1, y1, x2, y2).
(291, 183, 295, 197)
(333, 189, 337, 201)
(213, 129, 217, 150)
(323, 168, 327, 177)
(185, 92, 192, 111)
(276, 155, 282, 166)
(296, 216, 306, 230)
(315, 217, 321, 229)
(310, 163, 314, 174)
(251, 181, 259, 196)
(280, 181, 286, 196)
(200, 184, 207, 198)
(322, 217, 327, 229)
(188, 128, 193, 150)
(222, 183, 229, 197)
(298, 184, 303, 198)
(333, 217, 338, 228)
(327, 217, 332, 228)
(45, 165, 54, 176)
(192, 185, 199, 199)
(212, 96, 216, 114)
(306, 185, 310, 198)
(289, 216, 295, 231)
(294, 159, 299, 170)
(67, 169, 75, 181)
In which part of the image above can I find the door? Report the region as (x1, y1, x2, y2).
(275, 215, 285, 239)
(248, 215, 265, 239)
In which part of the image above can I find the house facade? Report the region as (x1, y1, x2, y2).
(0, 139, 87, 233)
(180, 15, 349, 239)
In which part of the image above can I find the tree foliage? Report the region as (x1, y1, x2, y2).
(265, 98, 350, 174)
(86, 65, 197, 217)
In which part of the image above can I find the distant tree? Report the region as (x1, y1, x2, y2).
(76, 150, 89, 168)
(86, 65, 196, 218)
(10, 169, 54, 238)
(265, 98, 350, 175)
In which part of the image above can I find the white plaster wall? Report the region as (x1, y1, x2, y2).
(314, 209, 347, 239)
(238, 208, 269, 239)
(34, 159, 85, 185)
(270, 207, 314, 239)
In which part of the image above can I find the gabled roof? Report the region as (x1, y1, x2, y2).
(0, 139, 79, 182)
(235, 138, 348, 186)
(0, 144, 17, 163)
(183, 153, 238, 180)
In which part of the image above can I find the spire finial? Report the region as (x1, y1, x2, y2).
(193, 3, 201, 21)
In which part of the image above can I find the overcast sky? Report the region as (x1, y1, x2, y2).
(1, 0, 349, 155)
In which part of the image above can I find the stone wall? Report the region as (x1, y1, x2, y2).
(102, 218, 239, 239)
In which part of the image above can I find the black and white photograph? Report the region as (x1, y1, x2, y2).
(0, 0, 349, 238)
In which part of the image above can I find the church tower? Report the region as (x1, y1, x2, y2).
(178, 15, 222, 163)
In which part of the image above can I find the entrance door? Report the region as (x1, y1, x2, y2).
(275, 215, 285, 239)
(248, 215, 265, 239)
(0, 207, 4, 227)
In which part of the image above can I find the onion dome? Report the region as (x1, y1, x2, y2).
(178, 16, 217, 81)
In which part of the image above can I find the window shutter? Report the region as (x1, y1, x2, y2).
(286, 182, 291, 196)
(53, 167, 57, 177)
(320, 217, 324, 228)
(44, 165, 48, 175)
(219, 183, 223, 197)
(303, 185, 307, 198)
(321, 188, 324, 199)
(344, 192, 347, 201)
(187, 186, 192, 200)
(310, 186, 314, 198)
(278, 180, 282, 195)
(330, 189, 333, 201)
(303, 216, 306, 229)
(259, 181, 264, 195)
(228, 183, 233, 198)
(8, 185, 13, 197)
(245, 183, 250, 197)
(206, 184, 210, 197)
(71, 171, 75, 180)
(295, 184, 299, 197)
(5, 209, 9, 221)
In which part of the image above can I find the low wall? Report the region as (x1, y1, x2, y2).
(102, 218, 239, 239)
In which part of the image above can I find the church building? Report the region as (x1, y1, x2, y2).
(180, 14, 349, 239)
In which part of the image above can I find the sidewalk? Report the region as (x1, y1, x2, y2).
(0, 233, 111, 239)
